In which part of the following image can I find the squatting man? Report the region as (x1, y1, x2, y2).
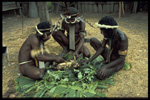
(18, 22, 65, 80)
(81, 16, 128, 80)
(52, 7, 91, 58)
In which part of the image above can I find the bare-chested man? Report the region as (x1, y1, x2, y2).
(18, 22, 64, 80)
(81, 16, 128, 80)
(52, 7, 90, 58)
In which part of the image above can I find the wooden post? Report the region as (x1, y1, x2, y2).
(84, 2, 88, 12)
(119, 1, 125, 18)
(56, 2, 60, 14)
(89, 2, 93, 12)
(29, 2, 38, 18)
(114, 2, 119, 12)
(119, 2, 121, 18)
(81, 2, 85, 12)
(93, 3, 97, 13)
(122, 2, 125, 16)
(133, 1, 138, 13)
(98, 3, 102, 13)
(36, 2, 52, 24)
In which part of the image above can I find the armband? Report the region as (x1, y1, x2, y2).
(118, 50, 128, 55)
(31, 48, 50, 58)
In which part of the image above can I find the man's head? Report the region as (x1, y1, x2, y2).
(64, 7, 80, 24)
(96, 16, 118, 39)
(36, 22, 51, 42)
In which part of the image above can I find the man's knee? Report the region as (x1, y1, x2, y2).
(90, 37, 100, 46)
(84, 51, 91, 58)
(90, 37, 97, 44)
(32, 70, 44, 80)
(52, 31, 62, 37)
(52, 31, 57, 37)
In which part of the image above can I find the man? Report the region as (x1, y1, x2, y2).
(81, 16, 128, 80)
(52, 7, 90, 58)
(18, 22, 64, 80)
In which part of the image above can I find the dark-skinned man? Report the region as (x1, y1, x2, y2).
(52, 7, 90, 58)
(81, 16, 128, 80)
(18, 22, 65, 80)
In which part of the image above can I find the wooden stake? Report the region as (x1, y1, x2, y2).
(119, 2, 121, 18)
(122, 1, 125, 16)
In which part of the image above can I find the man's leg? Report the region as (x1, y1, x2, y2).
(90, 37, 101, 50)
(52, 31, 69, 56)
(97, 62, 124, 80)
(78, 45, 91, 58)
(90, 37, 108, 60)
(22, 65, 45, 80)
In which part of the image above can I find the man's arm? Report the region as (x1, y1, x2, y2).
(87, 39, 107, 63)
(103, 55, 125, 69)
(35, 54, 63, 62)
(30, 35, 64, 62)
(74, 32, 85, 54)
(104, 37, 128, 69)
(74, 21, 86, 55)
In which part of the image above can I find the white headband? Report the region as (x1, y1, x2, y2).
(36, 26, 43, 35)
(95, 22, 119, 29)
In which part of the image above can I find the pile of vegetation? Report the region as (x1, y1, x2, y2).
(15, 53, 130, 98)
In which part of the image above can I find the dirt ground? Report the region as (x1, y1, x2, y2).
(2, 11, 148, 98)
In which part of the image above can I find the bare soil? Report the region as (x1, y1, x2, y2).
(2, 11, 148, 98)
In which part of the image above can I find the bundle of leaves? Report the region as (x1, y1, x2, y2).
(15, 53, 129, 98)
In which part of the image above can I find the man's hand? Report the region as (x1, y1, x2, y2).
(73, 51, 79, 58)
(55, 56, 65, 63)
(97, 66, 107, 80)
(79, 59, 89, 66)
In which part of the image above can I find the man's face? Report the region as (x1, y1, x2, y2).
(43, 31, 51, 42)
(100, 29, 112, 39)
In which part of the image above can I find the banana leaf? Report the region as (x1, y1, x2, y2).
(15, 76, 36, 92)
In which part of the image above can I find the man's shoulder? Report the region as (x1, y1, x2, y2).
(116, 29, 127, 41)
(28, 34, 39, 43)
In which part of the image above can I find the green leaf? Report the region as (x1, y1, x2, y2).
(63, 53, 74, 60)
(45, 81, 55, 89)
(83, 92, 95, 97)
(34, 88, 45, 97)
(39, 88, 48, 97)
(48, 87, 56, 95)
(96, 92, 107, 97)
(91, 81, 98, 91)
(23, 85, 37, 95)
(75, 90, 82, 97)
(66, 88, 76, 97)
(78, 72, 82, 79)
(21, 82, 35, 91)
(48, 85, 68, 97)
(123, 62, 131, 70)
(97, 84, 107, 89)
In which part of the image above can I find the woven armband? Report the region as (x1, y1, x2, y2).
(31, 49, 41, 58)
(31, 48, 50, 58)
(118, 50, 128, 56)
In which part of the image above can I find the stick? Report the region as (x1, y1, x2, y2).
(119, 2, 121, 18)
(122, 1, 125, 16)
